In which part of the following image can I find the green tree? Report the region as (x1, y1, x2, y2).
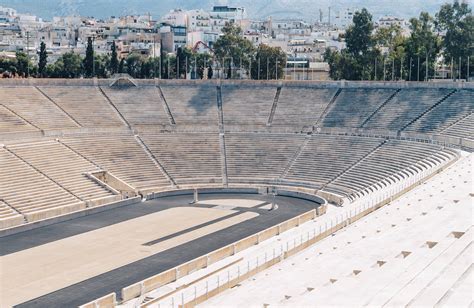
(15, 51, 30, 77)
(251, 44, 287, 80)
(207, 63, 213, 79)
(45, 63, 58, 78)
(175, 47, 193, 79)
(94, 54, 110, 78)
(346, 8, 374, 56)
(38, 42, 47, 77)
(84, 37, 94, 77)
(374, 25, 407, 80)
(143, 57, 161, 78)
(404, 12, 441, 81)
(436, 2, 473, 79)
(160, 54, 178, 79)
(325, 48, 361, 80)
(162, 54, 171, 79)
(125, 54, 142, 78)
(213, 22, 255, 79)
(109, 41, 119, 75)
(324, 8, 378, 80)
(118, 58, 125, 73)
(138, 57, 162, 78)
(191, 53, 212, 79)
(55, 52, 84, 78)
(325, 48, 343, 80)
(0, 58, 17, 77)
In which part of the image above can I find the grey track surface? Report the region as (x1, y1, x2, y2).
(5, 193, 318, 308)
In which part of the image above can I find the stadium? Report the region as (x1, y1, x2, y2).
(0, 77, 472, 307)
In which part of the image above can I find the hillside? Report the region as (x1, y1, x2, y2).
(2, 0, 450, 21)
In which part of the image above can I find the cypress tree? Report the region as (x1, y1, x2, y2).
(207, 64, 213, 79)
(110, 41, 119, 74)
(118, 58, 125, 73)
(38, 42, 47, 77)
(84, 37, 94, 77)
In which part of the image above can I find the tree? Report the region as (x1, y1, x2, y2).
(251, 44, 287, 80)
(346, 8, 374, 57)
(94, 54, 110, 78)
(207, 64, 213, 79)
(0, 58, 17, 77)
(159, 54, 179, 79)
(324, 8, 378, 80)
(404, 12, 441, 81)
(38, 42, 47, 77)
(436, 2, 473, 79)
(125, 54, 142, 78)
(15, 51, 30, 77)
(143, 57, 161, 78)
(52, 52, 83, 78)
(190, 53, 212, 79)
(84, 37, 94, 77)
(325, 48, 343, 80)
(109, 41, 119, 75)
(137, 57, 161, 79)
(175, 47, 191, 79)
(213, 22, 255, 78)
(374, 25, 407, 80)
(324, 48, 362, 80)
(118, 58, 125, 73)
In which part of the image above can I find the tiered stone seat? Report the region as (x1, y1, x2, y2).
(331, 140, 450, 195)
(0, 200, 18, 218)
(405, 90, 474, 133)
(61, 134, 170, 191)
(284, 135, 385, 192)
(215, 155, 472, 307)
(0, 104, 37, 133)
(0, 148, 83, 221)
(222, 85, 276, 128)
(101, 86, 170, 127)
(0, 87, 79, 130)
(140, 133, 222, 185)
(441, 113, 474, 140)
(0, 82, 469, 230)
(364, 88, 452, 131)
(225, 133, 306, 183)
(322, 89, 396, 128)
(272, 87, 337, 128)
(0, 200, 23, 227)
(8, 141, 117, 202)
(160, 85, 218, 127)
(39, 86, 124, 127)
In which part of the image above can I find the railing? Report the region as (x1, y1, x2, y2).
(0, 79, 472, 90)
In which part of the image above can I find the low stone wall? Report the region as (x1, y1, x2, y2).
(147, 187, 259, 200)
(119, 208, 319, 303)
(0, 197, 140, 238)
(274, 189, 326, 205)
(460, 138, 474, 151)
(79, 292, 116, 308)
(149, 187, 327, 205)
(0, 215, 25, 230)
(24, 202, 86, 224)
(1, 78, 472, 90)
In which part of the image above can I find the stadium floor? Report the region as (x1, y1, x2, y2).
(0, 193, 319, 308)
